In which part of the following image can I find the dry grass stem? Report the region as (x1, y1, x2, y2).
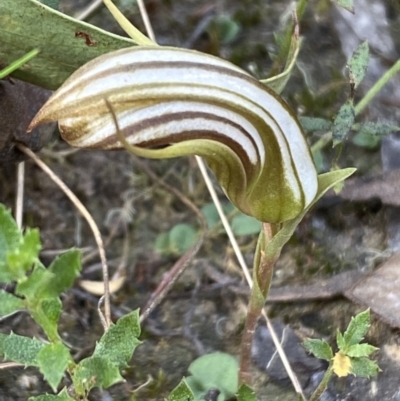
(15, 161, 25, 229)
(17, 144, 112, 329)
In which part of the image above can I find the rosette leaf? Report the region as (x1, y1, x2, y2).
(29, 46, 318, 223)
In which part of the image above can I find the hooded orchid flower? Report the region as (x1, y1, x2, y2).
(29, 46, 318, 223)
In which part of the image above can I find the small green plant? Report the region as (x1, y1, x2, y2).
(304, 309, 380, 401)
(0, 204, 141, 400)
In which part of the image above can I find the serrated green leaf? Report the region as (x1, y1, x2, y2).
(0, 205, 22, 264)
(237, 383, 258, 401)
(73, 355, 124, 393)
(37, 343, 71, 392)
(346, 343, 378, 358)
(348, 41, 369, 89)
(350, 357, 380, 378)
(28, 388, 75, 401)
(231, 214, 261, 236)
(46, 250, 82, 297)
(188, 353, 238, 399)
(336, 330, 346, 351)
(16, 266, 54, 300)
(0, 332, 45, 366)
(303, 339, 333, 361)
(167, 378, 195, 401)
(7, 229, 41, 277)
(334, 0, 354, 13)
(332, 99, 355, 146)
(299, 117, 332, 133)
(0, 0, 137, 90)
(343, 309, 371, 348)
(0, 290, 25, 317)
(93, 310, 141, 369)
(31, 298, 62, 342)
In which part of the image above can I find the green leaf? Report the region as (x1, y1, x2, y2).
(353, 122, 400, 137)
(303, 339, 333, 361)
(262, 33, 301, 94)
(346, 343, 378, 358)
(37, 343, 71, 392)
(28, 388, 75, 401)
(154, 224, 199, 256)
(31, 298, 62, 342)
(0, 290, 25, 317)
(16, 265, 54, 300)
(348, 41, 369, 89)
(46, 250, 82, 297)
(201, 202, 235, 229)
(231, 213, 262, 236)
(352, 130, 381, 149)
(208, 15, 240, 45)
(332, 99, 355, 146)
(343, 309, 371, 348)
(187, 352, 238, 399)
(334, 0, 354, 13)
(93, 310, 141, 368)
(350, 357, 380, 378)
(0, 205, 22, 264)
(7, 229, 41, 276)
(299, 117, 332, 133)
(0, 332, 45, 366)
(237, 384, 258, 401)
(0, 0, 137, 90)
(73, 355, 124, 393)
(167, 379, 195, 401)
(336, 330, 346, 351)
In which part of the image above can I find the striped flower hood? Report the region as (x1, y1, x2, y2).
(29, 46, 318, 223)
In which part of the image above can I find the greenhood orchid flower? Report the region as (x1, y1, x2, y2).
(29, 46, 318, 223)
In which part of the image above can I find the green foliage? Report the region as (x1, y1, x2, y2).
(38, 0, 61, 9)
(332, 99, 355, 146)
(208, 15, 241, 45)
(201, 202, 235, 229)
(305, 309, 379, 386)
(185, 352, 238, 401)
(29, 388, 75, 401)
(167, 379, 195, 401)
(303, 339, 333, 362)
(236, 384, 258, 401)
(300, 117, 332, 133)
(348, 41, 369, 89)
(0, 0, 136, 90)
(154, 223, 199, 256)
(0, 204, 141, 399)
(231, 214, 262, 236)
(37, 343, 71, 392)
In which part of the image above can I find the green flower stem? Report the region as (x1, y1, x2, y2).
(355, 59, 400, 116)
(308, 361, 333, 401)
(0, 49, 39, 79)
(239, 223, 279, 385)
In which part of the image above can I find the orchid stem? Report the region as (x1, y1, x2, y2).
(239, 223, 278, 385)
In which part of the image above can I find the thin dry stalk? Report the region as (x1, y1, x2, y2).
(17, 144, 111, 329)
(15, 161, 25, 229)
(74, 0, 102, 21)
